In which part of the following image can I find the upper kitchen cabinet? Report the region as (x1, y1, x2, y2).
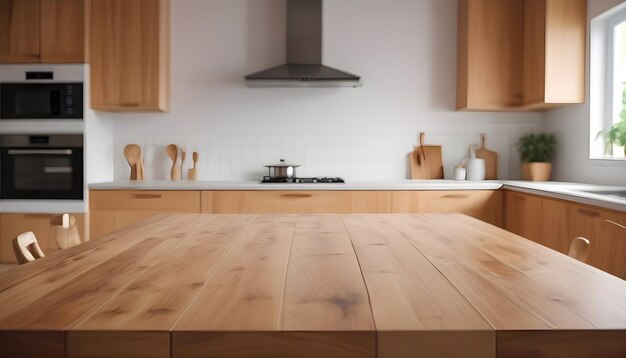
(457, 0, 587, 111)
(90, 0, 170, 112)
(0, 0, 88, 63)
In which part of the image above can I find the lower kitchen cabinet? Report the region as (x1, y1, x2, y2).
(201, 191, 392, 214)
(567, 203, 626, 277)
(89, 190, 201, 240)
(504, 190, 626, 278)
(504, 190, 543, 243)
(540, 197, 569, 253)
(0, 213, 87, 263)
(391, 190, 503, 227)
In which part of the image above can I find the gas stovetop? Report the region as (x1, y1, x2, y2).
(261, 177, 345, 184)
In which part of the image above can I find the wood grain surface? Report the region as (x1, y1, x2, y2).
(0, 213, 624, 358)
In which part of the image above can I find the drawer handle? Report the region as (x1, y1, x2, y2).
(121, 103, 140, 107)
(605, 220, 626, 229)
(132, 193, 162, 199)
(578, 209, 599, 218)
(442, 194, 469, 199)
(281, 194, 312, 198)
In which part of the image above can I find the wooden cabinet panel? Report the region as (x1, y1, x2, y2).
(89, 190, 200, 239)
(504, 191, 543, 243)
(40, 0, 87, 63)
(90, 0, 169, 111)
(0, 0, 41, 63)
(391, 190, 503, 227)
(201, 191, 392, 214)
(523, 0, 586, 106)
(543, 0, 586, 104)
(540, 198, 569, 253)
(568, 204, 625, 276)
(457, 0, 524, 110)
(0, 213, 87, 263)
(458, 0, 586, 111)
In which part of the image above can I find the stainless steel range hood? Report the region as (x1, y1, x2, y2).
(245, 0, 362, 88)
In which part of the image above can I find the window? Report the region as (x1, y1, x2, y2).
(590, 4, 626, 159)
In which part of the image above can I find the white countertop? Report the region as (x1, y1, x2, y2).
(89, 179, 626, 212)
(88, 179, 504, 191)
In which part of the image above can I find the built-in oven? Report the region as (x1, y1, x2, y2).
(0, 67, 83, 120)
(0, 135, 83, 200)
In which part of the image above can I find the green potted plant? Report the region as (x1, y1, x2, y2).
(597, 82, 626, 157)
(517, 133, 557, 181)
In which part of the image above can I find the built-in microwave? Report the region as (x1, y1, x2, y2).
(0, 82, 83, 120)
(0, 66, 83, 120)
(0, 135, 84, 200)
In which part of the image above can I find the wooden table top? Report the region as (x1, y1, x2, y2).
(0, 214, 625, 358)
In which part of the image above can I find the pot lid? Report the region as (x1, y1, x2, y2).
(265, 159, 300, 167)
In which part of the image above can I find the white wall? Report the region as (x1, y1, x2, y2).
(101, 0, 544, 182)
(545, 0, 626, 186)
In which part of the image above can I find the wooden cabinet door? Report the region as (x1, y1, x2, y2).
(90, 0, 169, 111)
(540, 198, 569, 253)
(0, 0, 41, 63)
(597, 218, 626, 278)
(568, 204, 625, 276)
(40, 0, 87, 63)
(504, 191, 543, 243)
(391, 190, 503, 227)
(0, 213, 87, 263)
(89, 190, 200, 239)
(457, 0, 524, 110)
(201, 191, 392, 214)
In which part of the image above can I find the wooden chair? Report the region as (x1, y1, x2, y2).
(50, 213, 82, 249)
(12, 232, 45, 265)
(568, 237, 590, 263)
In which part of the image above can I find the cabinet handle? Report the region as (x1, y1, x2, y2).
(132, 193, 162, 199)
(578, 209, 599, 218)
(605, 220, 626, 229)
(281, 193, 312, 198)
(442, 194, 469, 199)
(120, 103, 140, 107)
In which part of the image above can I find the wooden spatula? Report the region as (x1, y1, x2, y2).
(188, 152, 199, 180)
(136, 147, 145, 180)
(166, 144, 181, 180)
(180, 148, 186, 180)
(475, 134, 498, 180)
(124, 144, 141, 180)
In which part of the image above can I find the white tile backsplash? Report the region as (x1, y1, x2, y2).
(105, 0, 544, 182)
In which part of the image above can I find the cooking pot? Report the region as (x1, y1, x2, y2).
(265, 159, 300, 179)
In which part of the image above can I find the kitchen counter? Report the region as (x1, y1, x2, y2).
(89, 180, 626, 212)
(88, 179, 504, 191)
(1, 214, 624, 357)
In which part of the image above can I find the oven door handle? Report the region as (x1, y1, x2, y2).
(7, 149, 73, 155)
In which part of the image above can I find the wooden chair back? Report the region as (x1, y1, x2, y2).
(568, 237, 590, 263)
(12, 232, 45, 265)
(50, 213, 82, 249)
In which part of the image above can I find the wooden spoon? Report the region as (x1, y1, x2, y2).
(124, 144, 141, 180)
(166, 144, 180, 180)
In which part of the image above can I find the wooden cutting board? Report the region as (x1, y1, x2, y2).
(409, 132, 444, 179)
(475, 134, 498, 180)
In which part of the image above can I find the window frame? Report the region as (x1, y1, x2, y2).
(603, 9, 626, 133)
(590, 3, 626, 160)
